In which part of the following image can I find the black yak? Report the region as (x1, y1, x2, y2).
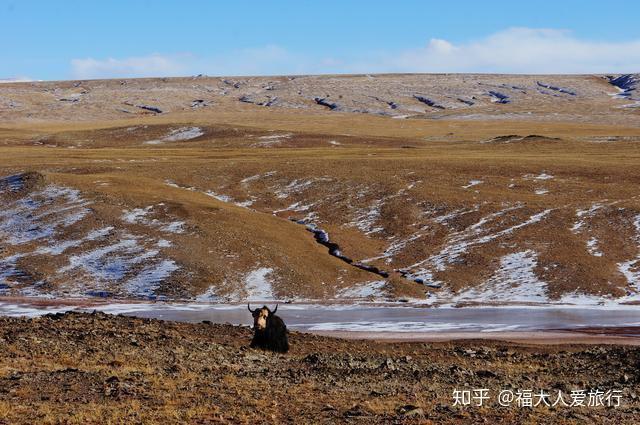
(248, 304, 289, 353)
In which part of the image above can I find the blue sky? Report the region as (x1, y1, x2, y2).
(2, 0, 640, 80)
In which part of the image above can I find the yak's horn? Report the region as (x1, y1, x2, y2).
(247, 303, 254, 313)
(272, 304, 278, 314)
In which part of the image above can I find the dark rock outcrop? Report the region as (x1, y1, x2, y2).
(314, 97, 339, 110)
(412, 95, 445, 109)
(536, 81, 577, 96)
(487, 91, 510, 104)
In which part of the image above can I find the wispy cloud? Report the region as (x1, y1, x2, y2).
(70, 46, 312, 79)
(69, 28, 640, 79)
(70, 54, 188, 79)
(0, 76, 36, 83)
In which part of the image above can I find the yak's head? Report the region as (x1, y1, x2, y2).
(248, 304, 277, 331)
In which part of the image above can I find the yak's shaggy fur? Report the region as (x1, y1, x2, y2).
(248, 304, 289, 353)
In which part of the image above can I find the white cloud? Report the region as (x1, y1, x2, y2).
(69, 28, 640, 79)
(383, 28, 640, 74)
(70, 46, 312, 79)
(0, 76, 36, 83)
(71, 54, 188, 79)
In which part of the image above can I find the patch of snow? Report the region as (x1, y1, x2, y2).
(347, 199, 384, 235)
(252, 134, 292, 147)
(204, 189, 252, 208)
(274, 178, 319, 199)
(0, 185, 91, 245)
(122, 206, 152, 223)
(524, 172, 554, 181)
(337, 280, 387, 299)
(195, 285, 220, 302)
(405, 207, 551, 284)
(59, 237, 158, 281)
(121, 206, 185, 234)
(160, 221, 185, 234)
(241, 171, 277, 184)
(123, 259, 179, 298)
(571, 203, 603, 233)
(361, 232, 424, 264)
(234, 199, 255, 208)
(300, 211, 318, 223)
(35, 226, 114, 255)
(432, 207, 478, 225)
(586, 237, 603, 257)
(166, 181, 252, 210)
(205, 190, 233, 203)
(462, 179, 483, 189)
(0, 254, 25, 287)
(617, 214, 640, 289)
(144, 127, 204, 145)
(273, 201, 316, 215)
(157, 239, 172, 248)
(452, 251, 548, 304)
(244, 267, 275, 301)
(556, 292, 613, 306)
(258, 134, 291, 140)
(534, 188, 549, 195)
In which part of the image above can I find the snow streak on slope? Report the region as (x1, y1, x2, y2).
(618, 214, 640, 290)
(402, 206, 551, 285)
(122, 205, 185, 233)
(244, 267, 275, 300)
(451, 250, 548, 304)
(0, 186, 91, 245)
(337, 280, 387, 299)
(0, 174, 180, 299)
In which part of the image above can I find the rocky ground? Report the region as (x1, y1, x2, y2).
(0, 312, 638, 424)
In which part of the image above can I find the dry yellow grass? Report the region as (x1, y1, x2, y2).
(1, 76, 640, 302)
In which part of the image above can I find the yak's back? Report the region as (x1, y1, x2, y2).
(266, 314, 289, 353)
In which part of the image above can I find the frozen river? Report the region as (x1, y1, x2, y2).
(2, 300, 640, 336)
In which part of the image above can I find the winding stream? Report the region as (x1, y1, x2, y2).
(294, 219, 390, 278)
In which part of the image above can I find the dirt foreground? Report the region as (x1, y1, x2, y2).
(0, 312, 638, 424)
